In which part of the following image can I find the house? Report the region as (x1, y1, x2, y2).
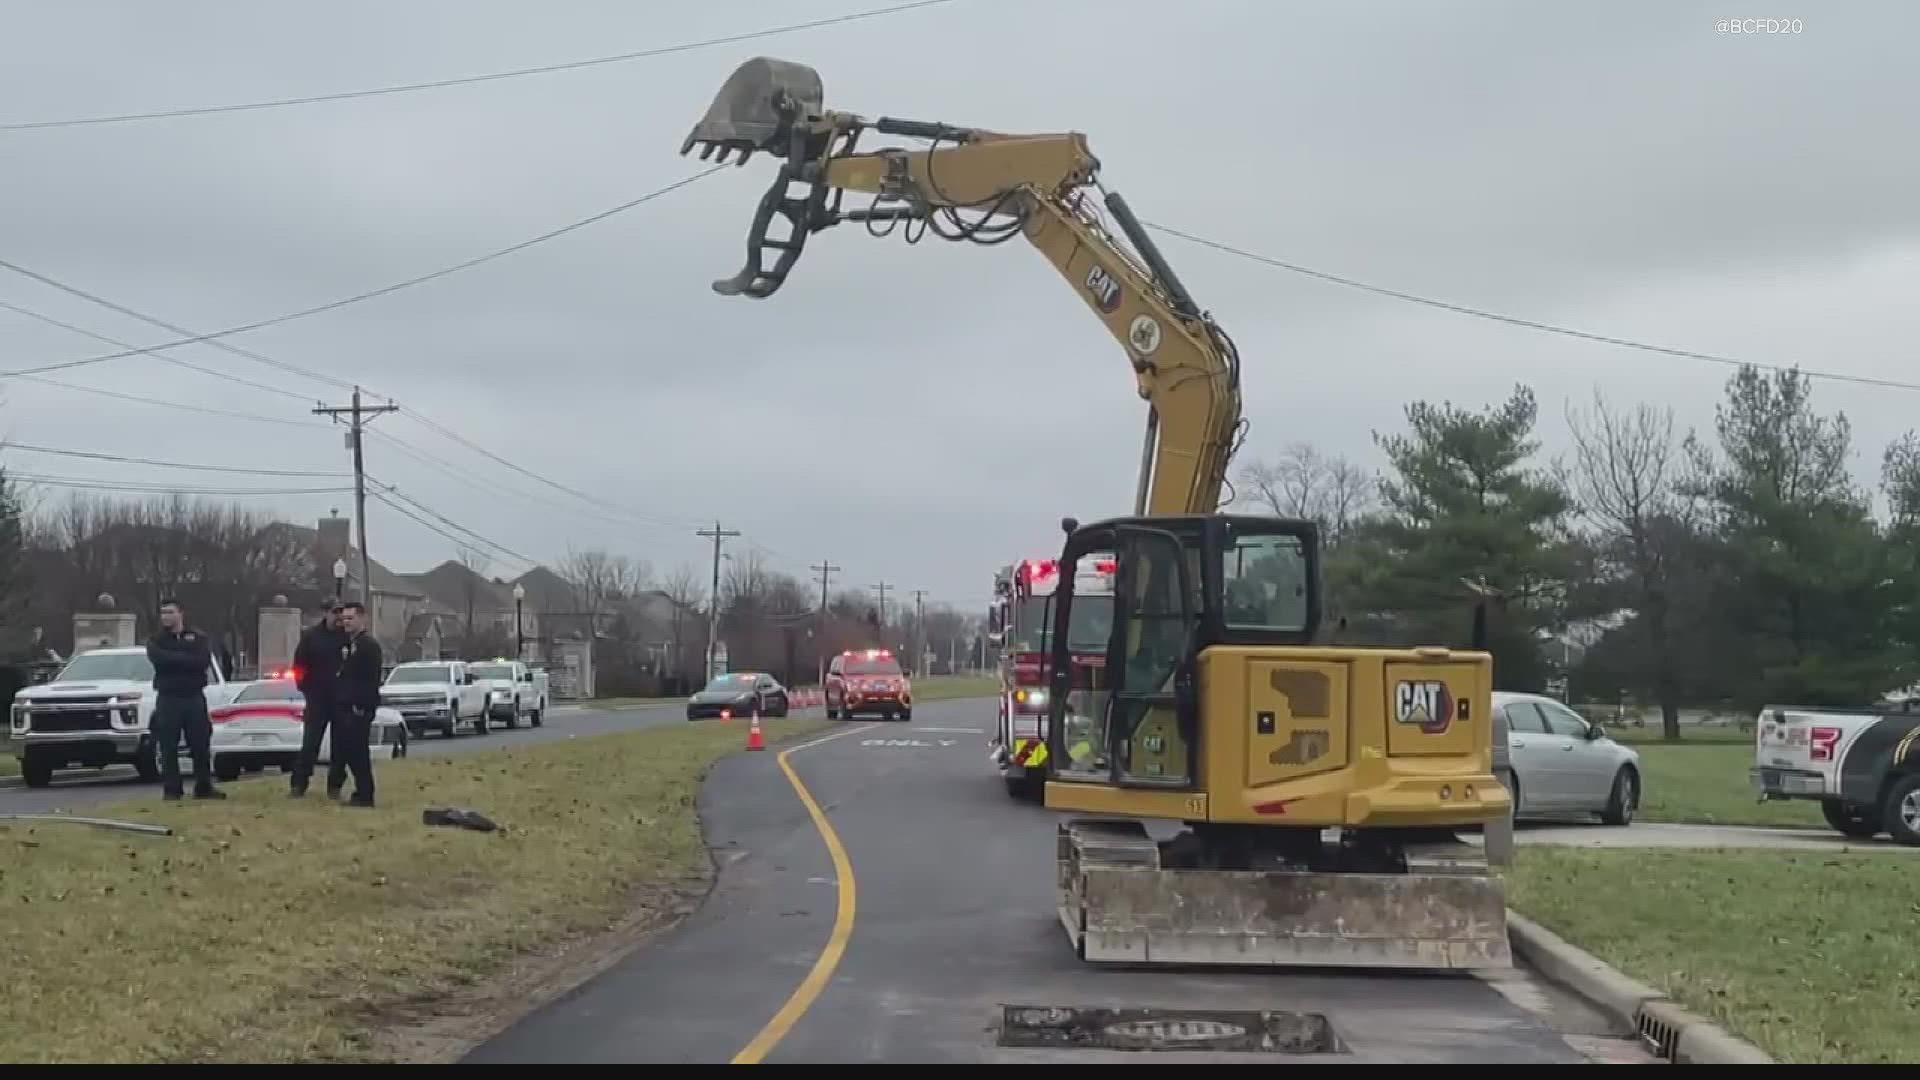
(398, 560, 542, 655)
(293, 512, 440, 659)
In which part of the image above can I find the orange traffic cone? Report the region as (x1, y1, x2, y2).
(746, 710, 766, 751)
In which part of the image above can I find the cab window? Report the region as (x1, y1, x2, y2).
(1219, 529, 1310, 632)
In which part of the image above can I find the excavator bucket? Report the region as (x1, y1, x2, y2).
(1056, 820, 1512, 970)
(680, 56, 825, 164)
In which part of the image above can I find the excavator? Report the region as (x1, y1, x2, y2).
(680, 58, 1514, 971)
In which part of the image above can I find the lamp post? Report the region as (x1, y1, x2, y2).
(512, 582, 526, 661)
(332, 558, 347, 603)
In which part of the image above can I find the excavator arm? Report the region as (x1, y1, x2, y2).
(680, 57, 1245, 517)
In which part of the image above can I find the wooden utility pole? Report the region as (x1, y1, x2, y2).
(870, 581, 891, 634)
(911, 589, 927, 677)
(312, 386, 398, 623)
(698, 520, 740, 681)
(811, 560, 841, 686)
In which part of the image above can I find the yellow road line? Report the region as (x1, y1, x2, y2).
(731, 723, 873, 1064)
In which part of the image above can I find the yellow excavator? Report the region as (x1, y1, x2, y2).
(681, 57, 1513, 971)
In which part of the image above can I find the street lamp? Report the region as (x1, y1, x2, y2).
(332, 558, 347, 602)
(512, 582, 526, 660)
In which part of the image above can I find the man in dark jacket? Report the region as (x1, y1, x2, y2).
(147, 598, 225, 800)
(331, 601, 384, 807)
(288, 602, 348, 798)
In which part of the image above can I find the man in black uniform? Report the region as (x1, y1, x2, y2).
(332, 601, 383, 807)
(289, 602, 347, 798)
(147, 598, 226, 801)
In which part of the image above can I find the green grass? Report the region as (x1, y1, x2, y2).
(1569, 723, 1826, 830)
(1507, 848, 1920, 1064)
(909, 673, 998, 701)
(0, 738, 16, 777)
(0, 715, 829, 1064)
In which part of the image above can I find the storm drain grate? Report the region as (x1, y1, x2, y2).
(997, 1005, 1345, 1054)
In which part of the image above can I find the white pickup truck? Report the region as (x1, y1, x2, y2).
(378, 659, 491, 738)
(467, 659, 550, 728)
(1751, 701, 1920, 846)
(9, 645, 239, 788)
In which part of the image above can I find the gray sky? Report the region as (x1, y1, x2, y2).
(2, 0, 1915, 611)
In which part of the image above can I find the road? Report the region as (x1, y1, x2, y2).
(0, 700, 702, 815)
(466, 696, 1654, 1065)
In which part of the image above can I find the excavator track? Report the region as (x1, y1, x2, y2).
(1056, 818, 1513, 971)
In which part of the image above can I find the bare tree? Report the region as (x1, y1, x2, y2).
(1236, 442, 1374, 543)
(658, 562, 707, 680)
(557, 547, 652, 617)
(455, 544, 493, 638)
(1565, 388, 1685, 738)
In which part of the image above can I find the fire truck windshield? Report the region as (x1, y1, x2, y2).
(1009, 594, 1112, 655)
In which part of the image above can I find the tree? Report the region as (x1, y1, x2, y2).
(1681, 365, 1905, 710)
(1235, 443, 1374, 544)
(1333, 385, 1583, 690)
(557, 547, 651, 617)
(657, 562, 706, 682)
(1565, 389, 1690, 737)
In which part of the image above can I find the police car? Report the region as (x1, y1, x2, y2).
(1751, 701, 1920, 845)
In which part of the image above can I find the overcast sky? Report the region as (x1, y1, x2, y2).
(2, 0, 1915, 613)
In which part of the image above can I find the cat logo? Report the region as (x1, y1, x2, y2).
(1084, 265, 1123, 313)
(1394, 680, 1454, 735)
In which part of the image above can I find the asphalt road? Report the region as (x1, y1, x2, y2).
(466, 697, 1652, 1065)
(0, 701, 704, 815)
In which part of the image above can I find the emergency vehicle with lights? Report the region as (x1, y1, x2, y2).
(824, 648, 912, 721)
(986, 555, 1115, 799)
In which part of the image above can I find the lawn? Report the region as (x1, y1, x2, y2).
(909, 673, 997, 701)
(0, 738, 16, 777)
(1506, 848, 1919, 1064)
(1586, 724, 1827, 830)
(0, 714, 828, 1064)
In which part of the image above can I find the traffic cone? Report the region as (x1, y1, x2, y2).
(746, 710, 766, 751)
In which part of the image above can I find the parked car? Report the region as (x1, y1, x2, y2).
(825, 648, 912, 721)
(686, 672, 789, 721)
(208, 678, 410, 781)
(1492, 690, 1641, 826)
(10, 645, 242, 788)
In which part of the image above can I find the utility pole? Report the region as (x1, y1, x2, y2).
(911, 589, 927, 677)
(313, 386, 398, 627)
(811, 560, 841, 687)
(870, 580, 891, 639)
(698, 520, 740, 682)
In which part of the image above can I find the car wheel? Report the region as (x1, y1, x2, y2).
(1880, 774, 1920, 847)
(531, 707, 543, 728)
(133, 736, 161, 781)
(215, 760, 243, 782)
(1820, 798, 1882, 838)
(1599, 766, 1638, 826)
(21, 752, 54, 789)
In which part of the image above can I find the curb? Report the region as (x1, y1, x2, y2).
(1508, 910, 1775, 1064)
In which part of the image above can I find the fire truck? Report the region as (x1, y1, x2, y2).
(986, 554, 1116, 800)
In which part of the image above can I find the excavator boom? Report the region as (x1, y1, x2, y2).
(682, 57, 1243, 519)
(679, 58, 1511, 973)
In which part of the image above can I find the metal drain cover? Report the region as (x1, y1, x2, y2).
(997, 1005, 1344, 1053)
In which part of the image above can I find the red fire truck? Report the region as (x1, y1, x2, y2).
(986, 553, 1116, 800)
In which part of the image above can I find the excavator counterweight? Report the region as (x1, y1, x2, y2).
(680, 57, 1513, 973)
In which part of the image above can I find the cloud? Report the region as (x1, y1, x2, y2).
(2, 0, 1916, 609)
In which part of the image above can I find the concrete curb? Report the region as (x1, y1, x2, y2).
(1508, 910, 1776, 1064)
(0, 775, 21, 791)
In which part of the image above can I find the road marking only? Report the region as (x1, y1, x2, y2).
(730, 721, 876, 1065)
(859, 737, 957, 748)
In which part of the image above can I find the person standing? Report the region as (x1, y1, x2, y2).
(331, 601, 383, 807)
(146, 598, 225, 801)
(288, 602, 347, 798)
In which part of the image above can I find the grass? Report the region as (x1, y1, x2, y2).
(0, 738, 16, 777)
(0, 714, 829, 1064)
(1583, 724, 1828, 830)
(1506, 848, 1920, 1064)
(909, 673, 998, 701)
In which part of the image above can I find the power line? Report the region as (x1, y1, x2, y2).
(7, 471, 352, 497)
(0, 0, 963, 133)
(0, 440, 347, 478)
(368, 489, 536, 570)
(368, 478, 537, 567)
(1142, 220, 1920, 396)
(10, 372, 324, 428)
(0, 168, 722, 380)
(0, 298, 322, 400)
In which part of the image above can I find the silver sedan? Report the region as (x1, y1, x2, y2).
(1492, 690, 1642, 826)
